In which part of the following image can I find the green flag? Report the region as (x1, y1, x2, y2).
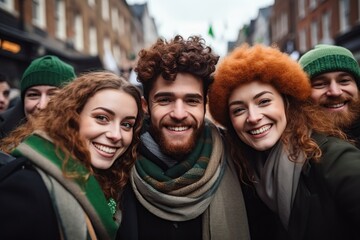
(208, 24, 215, 38)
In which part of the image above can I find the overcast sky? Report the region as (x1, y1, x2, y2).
(126, 0, 274, 56)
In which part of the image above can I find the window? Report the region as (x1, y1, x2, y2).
(321, 11, 333, 44)
(113, 44, 121, 64)
(0, 0, 14, 12)
(32, 0, 46, 28)
(102, 0, 109, 21)
(89, 26, 98, 56)
(311, 20, 318, 47)
(119, 15, 125, 34)
(74, 14, 84, 51)
(299, 28, 307, 53)
(111, 9, 119, 32)
(339, 0, 350, 32)
(298, 0, 305, 18)
(55, 0, 66, 40)
(309, 0, 317, 10)
(88, 0, 95, 7)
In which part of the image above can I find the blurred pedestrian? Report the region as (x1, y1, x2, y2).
(0, 74, 11, 113)
(0, 55, 76, 138)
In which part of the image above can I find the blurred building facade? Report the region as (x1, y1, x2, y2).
(232, 0, 360, 61)
(0, 0, 158, 87)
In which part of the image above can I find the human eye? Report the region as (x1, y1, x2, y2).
(155, 97, 171, 105)
(121, 121, 135, 131)
(25, 92, 40, 99)
(47, 89, 60, 97)
(258, 98, 271, 106)
(230, 106, 245, 116)
(311, 80, 327, 89)
(186, 98, 201, 106)
(94, 114, 109, 123)
(3, 90, 10, 98)
(338, 77, 354, 85)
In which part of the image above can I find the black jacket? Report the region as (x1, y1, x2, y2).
(0, 97, 26, 139)
(0, 158, 60, 239)
(245, 133, 360, 240)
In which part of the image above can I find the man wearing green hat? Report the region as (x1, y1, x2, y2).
(299, 44, 360, 147)
(0, 55, 76, 138)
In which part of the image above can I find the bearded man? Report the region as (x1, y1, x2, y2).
(117, 35, 250, 240)
(299, 44, 360, 148)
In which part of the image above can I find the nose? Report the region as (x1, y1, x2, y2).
(326, 82, 342, 96)
(0, 94, 5, 103)
(36, 94, 50, 110)
(105, 125, 122, 142)
(246, 107, 263, 124)
(169, 99, 188, 120)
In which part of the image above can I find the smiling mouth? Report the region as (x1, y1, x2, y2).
(248, 124, 272, 135)
(93, 143, 118, 154)
(166, 126, 191, 132)
(323, 102, 346, 109)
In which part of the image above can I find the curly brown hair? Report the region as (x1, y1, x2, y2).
(135, 35, 219, 104)
(0, 71, 143, 203)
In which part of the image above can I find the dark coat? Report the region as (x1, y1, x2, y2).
(245, 133, 360, 240)
(0, 158, 60, 239)
(344, 117, 360, 149)
(0, 97, 26, 139)
(117, 184, 202, 240)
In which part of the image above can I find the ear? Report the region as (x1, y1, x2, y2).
(141, 96, 149, 114)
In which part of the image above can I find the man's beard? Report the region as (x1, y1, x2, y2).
(320, 96, 360, 129)
(149, 122, 205, 158)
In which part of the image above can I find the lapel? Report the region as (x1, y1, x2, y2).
(287, 132, 328, 240)
(287, 162, 312, 240)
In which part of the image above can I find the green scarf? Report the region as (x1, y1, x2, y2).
(11, 132, 118, 240)
(136, 126, 212, 193)
(131, 122, 226, 221)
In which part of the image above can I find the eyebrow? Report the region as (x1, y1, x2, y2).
(229, 90, 273, 107)
(153, 92, 203, 99)
(93, 107, 137, 120)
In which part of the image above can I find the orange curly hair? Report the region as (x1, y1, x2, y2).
(0, 71, 143, 203)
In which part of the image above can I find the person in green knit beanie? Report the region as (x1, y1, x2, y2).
(0, 55, 76, 139)
(299, 44, 360, 147)
(21, 55, 76, 116)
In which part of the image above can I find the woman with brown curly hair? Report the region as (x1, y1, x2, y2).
(208, 44, 360, 239)
(0, 71, 143, 240)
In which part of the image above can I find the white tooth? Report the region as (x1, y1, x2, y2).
(250, 125, 271, 135)
(328, 103, 344, 108)
(168, 126, 188, 131)
(94, 143, 116, 154)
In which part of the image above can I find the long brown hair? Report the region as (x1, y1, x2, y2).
(0, 71, 143, 202)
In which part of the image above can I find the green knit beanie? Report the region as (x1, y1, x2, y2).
(21, 55, 76, 98)
(299, 44, 360, 88)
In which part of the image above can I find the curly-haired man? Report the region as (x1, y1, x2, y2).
(117, 35, 250, 240)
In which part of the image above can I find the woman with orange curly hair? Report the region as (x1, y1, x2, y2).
(208, 44, 360, 239)
(0, 71, 143, 239)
